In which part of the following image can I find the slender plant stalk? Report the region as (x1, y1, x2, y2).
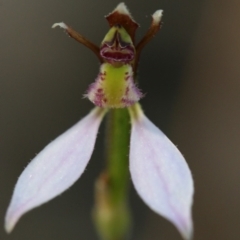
(93, 109, 131, 240)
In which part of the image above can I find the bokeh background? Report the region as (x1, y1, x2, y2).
(1, 0, 240, 239)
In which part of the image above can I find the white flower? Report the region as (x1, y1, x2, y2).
(5, 3, 194, 240)
(5, 104, 193, 240)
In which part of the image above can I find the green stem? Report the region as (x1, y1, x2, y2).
(93, 109, 131, 240)
(106, 109, 130, 203)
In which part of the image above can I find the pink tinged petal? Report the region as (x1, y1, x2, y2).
(129, 104, 194, 240)
(5, 107, 106, 233)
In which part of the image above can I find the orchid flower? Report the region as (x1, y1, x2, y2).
(5, 3, 194, 240)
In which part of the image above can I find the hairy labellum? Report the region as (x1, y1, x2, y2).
(86, 63, 142, 108)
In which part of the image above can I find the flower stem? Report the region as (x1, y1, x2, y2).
(93, 109, 131, 240)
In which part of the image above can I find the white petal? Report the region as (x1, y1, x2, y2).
(52, 22, 67, 29)
(129, 104, 194, 240)
(152, 10, 163, 25)
(5, 107, 106, 233)
(110, 3, 131, 17)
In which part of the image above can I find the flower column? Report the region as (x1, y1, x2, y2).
(91, 5, 164, 239)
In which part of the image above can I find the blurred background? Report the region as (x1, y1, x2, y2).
(1, 0, 240, 239)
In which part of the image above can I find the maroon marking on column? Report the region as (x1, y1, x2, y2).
(125, 87, 129, 95)
(121, 98, 135, 106)
(100, 44, 135, 63)
(99, 71, 107, 76)
(94, 91, 105, 107)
